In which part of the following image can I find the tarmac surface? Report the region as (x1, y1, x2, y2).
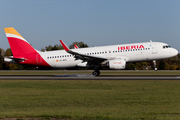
(0, 75, 180, 80)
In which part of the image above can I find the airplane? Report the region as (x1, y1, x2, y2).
(4, 27, 178, 76)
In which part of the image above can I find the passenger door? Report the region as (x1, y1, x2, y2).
(151, 43, 157, 54)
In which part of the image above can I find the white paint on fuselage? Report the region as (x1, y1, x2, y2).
(38, 42, 178, 68)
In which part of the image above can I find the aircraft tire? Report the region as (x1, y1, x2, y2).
(92, 70, 100, 76)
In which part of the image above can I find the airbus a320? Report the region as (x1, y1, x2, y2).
(4, 27, 178, 76)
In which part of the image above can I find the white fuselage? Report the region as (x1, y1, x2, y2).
(38, 42, 178, 68)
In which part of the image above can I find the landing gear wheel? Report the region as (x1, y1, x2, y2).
(154, 67, 157, 71)
(92, 70, 100, 76)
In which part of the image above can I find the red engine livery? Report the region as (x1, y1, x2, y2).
(118, 45, 144, 50)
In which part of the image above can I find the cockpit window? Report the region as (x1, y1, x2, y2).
(163, 45, 171, 49)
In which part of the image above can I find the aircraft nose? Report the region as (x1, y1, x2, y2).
(172, 48, 178, 56)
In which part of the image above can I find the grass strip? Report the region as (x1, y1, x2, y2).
(0, 80, 180, 120)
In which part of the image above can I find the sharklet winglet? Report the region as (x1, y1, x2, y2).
(60, 40, 70, 51)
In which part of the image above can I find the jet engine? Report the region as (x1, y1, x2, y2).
(108, 59, 126, 69)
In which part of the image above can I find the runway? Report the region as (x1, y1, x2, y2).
(0, 75, 180, 80)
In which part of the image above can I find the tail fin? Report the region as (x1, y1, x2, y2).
(4, 27, 37, 57)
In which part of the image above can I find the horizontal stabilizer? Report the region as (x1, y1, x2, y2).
(4, 56, 26, 63)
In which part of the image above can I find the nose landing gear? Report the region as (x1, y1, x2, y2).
(153, 60, 157, 71)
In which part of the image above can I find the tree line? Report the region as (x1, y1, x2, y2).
(1, 42, 180, 70)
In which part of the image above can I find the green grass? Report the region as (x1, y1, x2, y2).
(0, 80, 180, 119)
(0, 70, 180, 75)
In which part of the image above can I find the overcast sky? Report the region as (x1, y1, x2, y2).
(0, 0, 180, 52)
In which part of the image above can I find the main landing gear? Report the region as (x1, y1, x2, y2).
(92, 70, 100, 76)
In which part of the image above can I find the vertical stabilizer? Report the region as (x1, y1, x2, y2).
(4, 27, 37, 57)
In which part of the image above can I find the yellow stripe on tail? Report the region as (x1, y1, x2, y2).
(4, 27, 24, 39)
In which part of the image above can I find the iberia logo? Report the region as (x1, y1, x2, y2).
(118, 45, 144, 50)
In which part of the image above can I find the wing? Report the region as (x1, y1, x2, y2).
(60, 40, 107, 65)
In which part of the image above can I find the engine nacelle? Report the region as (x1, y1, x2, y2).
(109, 59, 126, 69)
